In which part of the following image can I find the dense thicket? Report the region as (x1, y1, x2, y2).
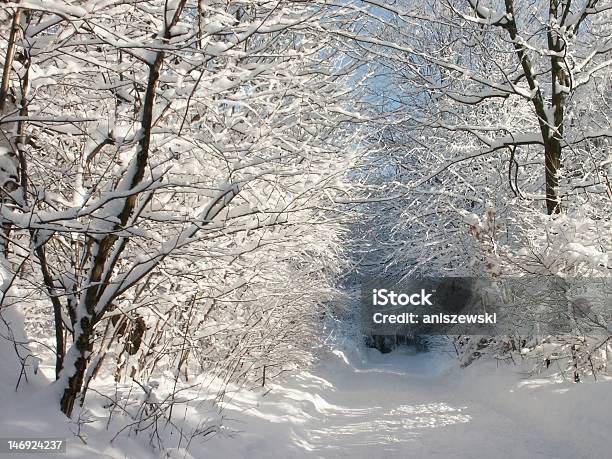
(0, 0, 362, 418)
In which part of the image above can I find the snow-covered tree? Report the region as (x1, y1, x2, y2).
(0, 0, 362, 417)
(345, 0, 611, 370)
(347, 0, 611, 275)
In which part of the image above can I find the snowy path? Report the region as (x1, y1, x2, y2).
(2, 341, 610, 459)
(210, 347, 611, 459)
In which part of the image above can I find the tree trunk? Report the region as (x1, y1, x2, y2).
(544, 139, 562, 215)
(59, 317, 94, 416)
(545, 0, 567, 215)
(57, 1, 188, 416)
(0, 8, 22, 112)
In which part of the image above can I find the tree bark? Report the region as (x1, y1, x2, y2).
(545, 0, 568, 215)
(0, 7, 22, 258)
(59, 317, 93, 415)
(544, 140, 562, 214)
(0, 7, 22, 112)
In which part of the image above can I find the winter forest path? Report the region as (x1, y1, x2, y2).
(210, 346, 611, 459)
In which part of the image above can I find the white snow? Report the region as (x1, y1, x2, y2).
(198, 346, 612, 458)
(1, 334, 611, 458)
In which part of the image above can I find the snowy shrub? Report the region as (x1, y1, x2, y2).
(0, 0, 363, 430)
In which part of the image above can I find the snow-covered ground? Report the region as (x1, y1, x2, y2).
(204, 345, 611, 459)
(1, 321, 611, 459)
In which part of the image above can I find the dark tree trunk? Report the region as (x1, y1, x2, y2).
(544, 140, 562, 215)
(59, 317, 93, 416)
